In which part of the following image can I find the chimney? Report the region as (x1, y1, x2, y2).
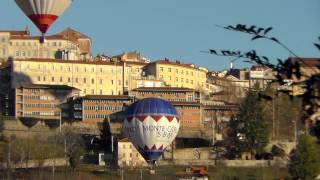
(230, 62, 234, 69)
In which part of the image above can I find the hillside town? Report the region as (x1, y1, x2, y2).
(0, 27, 319, 179)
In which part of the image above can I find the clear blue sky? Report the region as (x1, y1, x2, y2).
(1, 0, 319, 71)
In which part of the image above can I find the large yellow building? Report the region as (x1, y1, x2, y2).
(117, 138, 147, 167)
(8, 58, 148, 96)
(0, 28, 91, 62)
(143, 59, 208, 90)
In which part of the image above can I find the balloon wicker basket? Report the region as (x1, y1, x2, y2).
(149, 169, 156, 175)
(148, 160, 156, 175)
(39, 35, 45, 44)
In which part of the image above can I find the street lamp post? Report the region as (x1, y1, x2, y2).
(59, 110, 62, 133)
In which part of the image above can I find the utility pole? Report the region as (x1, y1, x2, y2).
(272, 98, 275, 140)
(7, 139, 11, 170)
(140, 169, 142, 180)
(121, 168, 124, 180)
(212, 111, 215, 145)
(59, 111, 62, 133)
(64, 137, 67, 167)
(294, 119, 297, 145)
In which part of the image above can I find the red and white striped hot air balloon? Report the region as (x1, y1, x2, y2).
(15, 0, 73, 35)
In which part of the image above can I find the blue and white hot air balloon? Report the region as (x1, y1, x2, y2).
(123, 98, 180, 166)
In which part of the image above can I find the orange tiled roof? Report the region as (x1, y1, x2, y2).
(17, 84, 80, 91)
(118, 138, 131, 142)
(132, 87, 197, 92)
(83, 95, 132, 100)
(170, 101, 201, 106)
(0, 30, 29, 36)
(10, 34, 67, 40)
(12, 58, 125, 66)
(288, 57, 320, 67)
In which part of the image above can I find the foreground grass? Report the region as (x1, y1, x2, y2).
(0, 165, 288, 180)
(93, 165, 288, 180)
(0, 141, 6, 162)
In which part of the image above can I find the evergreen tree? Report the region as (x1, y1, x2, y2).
(225, 90, 271, 159)
(99, 119, 112, 153)
(289, 135, 320, 180)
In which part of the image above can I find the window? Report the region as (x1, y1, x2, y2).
(160, 67, 163, 71)
(52, 77, 55, 82)
(111, 80, 114, 85)
(91, 67, 94, 72)
(100, 90, 102, 95)
(68, 77, 71, 83)
(91, 89, 94, 94)
(15, 51, 20, 57)
(60, 77, 63, 82)
(100, 79, 102, 84)
(43, 76, 46, 81)
(118, 80, 121, 85)
(84, 78, 86, 83)
(91, 79, 94, 84)
(168, 68, 171, 72)
(37, 76, 40, 81)
(75, 78, 78, 83)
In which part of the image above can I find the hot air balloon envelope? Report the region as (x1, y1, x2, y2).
(15, 0, 73, 34)
(123, 98, 180, 165)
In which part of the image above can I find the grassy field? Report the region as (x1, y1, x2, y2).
(85, 165, 288, 180)
(0, 165, 288, 180)
(0, 141, 6, 162)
